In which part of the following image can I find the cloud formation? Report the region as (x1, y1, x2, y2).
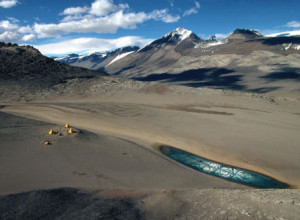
(215, 32, 231, 39)
(34, 36, 154, 55)
(62, 6, 89, 15)
(33, 10, 150, 38)
(0, 0, 180, 42)
(183, 1, 200, 17)
(35, 0, 179, 38)
(0, 20, 33, 42)
(89, 0, 128, 16)
(0, 0, 182, 55)
(286, 21, 300, 28)
(150, 9, 180, 23)
(0, 0, 18, 8)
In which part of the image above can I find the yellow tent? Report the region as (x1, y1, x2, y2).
(48, 129, 54, 135)
(68, 128, 74, 134)
(44, 141, 50, 145)
(65, 123, 70, 128)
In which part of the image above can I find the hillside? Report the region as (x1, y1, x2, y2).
(0, 42, 106, 88)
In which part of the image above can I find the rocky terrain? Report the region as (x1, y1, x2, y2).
(0, 42, 106, 90)
(1, 188, 299, 220)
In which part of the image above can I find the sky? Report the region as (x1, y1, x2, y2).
(0, 0, 300, 56)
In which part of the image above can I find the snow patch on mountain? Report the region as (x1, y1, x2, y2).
(106, 51, 135, 67)
(54, 54, 80, 63)
(194, 39, 227, 49)
(164, 27, 193, 42)
(282, 43, 300, 51)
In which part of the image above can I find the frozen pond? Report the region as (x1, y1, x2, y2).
(160, 146, 288, 188)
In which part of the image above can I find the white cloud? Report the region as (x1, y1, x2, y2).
(62, 6, 89, 15)
(7, 17, 19, 23)
(21, 34, 35, 41)
(89, 0, 128, 16)
(0, 0, 180, 43)
(183, 1, 200, 17)
(33, 36, 154, 55)
(0, 20, 18, 31)
(0, 20, 35, 42)
(286, 21, 300, 28)
(215, 33, 231, 39)
(18, 25, 33, 34)
(0, 0, 18, 8)
(0, 31, 20, 42)
(150, 9, 180, 23)
(33, 0, 180, 38)
(34, 11, 149, 38)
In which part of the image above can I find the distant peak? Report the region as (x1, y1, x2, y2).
(174, 27, 192, 33)
(86, 52, 105, 56)
(165, 27, 193, 41)
(227, 28, 263, 41)
(233, 28, 262, 36)
(207, 35, 217, 42)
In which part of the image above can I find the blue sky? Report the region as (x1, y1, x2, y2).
(0, 0, 299, 56)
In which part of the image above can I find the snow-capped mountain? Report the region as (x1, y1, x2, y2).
(164, 27, 194, 41)
(55, 46, 139, 71)
(138, 28, 202, 53)
(54, 53, 85, 64)
(104, 27, 300, 95)
(53, 27, 300, 95)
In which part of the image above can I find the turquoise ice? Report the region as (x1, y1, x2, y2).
(160, 146, 288, 189)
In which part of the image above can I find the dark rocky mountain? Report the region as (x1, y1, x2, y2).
(0, 42, 106, 90)
(226, 28, 263, 41)
(207, 35, 217, 42)
(55, 46, 139, 71)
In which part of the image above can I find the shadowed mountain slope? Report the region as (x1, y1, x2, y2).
(0, 42, 106, 88)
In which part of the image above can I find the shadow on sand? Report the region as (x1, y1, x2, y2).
(134, 68, 246, 90)
(261, 67, 300, 81)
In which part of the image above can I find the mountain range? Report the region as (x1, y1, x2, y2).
(54, 46, 139, 72)
(54, 28, 300, 95)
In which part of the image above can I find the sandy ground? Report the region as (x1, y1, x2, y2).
(1, 80, 300, 218)
(0, 111, 244, 195)
(1, 92, 300, 187)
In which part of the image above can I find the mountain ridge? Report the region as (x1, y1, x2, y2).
(55, 46, 139, 71)
(52, 27, 300, 95)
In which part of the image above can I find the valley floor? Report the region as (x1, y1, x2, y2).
(1, 78, 300, 219)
